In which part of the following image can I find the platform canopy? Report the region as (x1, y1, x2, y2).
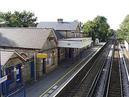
(58, 38, 92, 48)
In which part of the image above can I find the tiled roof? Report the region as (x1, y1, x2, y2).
(0, 28, 52, 49)
(37, 21, 79, 31)
(55, 31, 65, 39)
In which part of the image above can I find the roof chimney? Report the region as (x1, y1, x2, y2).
(57, 18, 63, 23)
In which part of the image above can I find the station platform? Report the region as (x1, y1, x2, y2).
(25, 43, 106, 97)
(25, 43, 105, 97)
(121, 46, 129, 74)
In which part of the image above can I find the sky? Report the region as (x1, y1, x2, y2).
(0, 0, 129, 29)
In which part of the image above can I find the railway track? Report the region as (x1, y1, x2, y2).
(56, 42, 112, 97)
(87, 44, 114, 97)
(83, 41, 124, 97)
(106, 42, 122, 97)
(49, 40, 129, 97)
(73, 43, 112, 97)
(119, 44, 129, 97)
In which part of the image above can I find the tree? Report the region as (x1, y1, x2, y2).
(116, 29, 124, 40)
(83, 20, 97, 42)
(108, 29, 114, 37)
(118, 15, 129, 41)
(93, 16, 110, 41)
(0, 11, 37, 27)
(0, 16, 7, 27)
(0, 18, 5, 24)
(83, 16, 110, 42)
(120, 15, 129, 32)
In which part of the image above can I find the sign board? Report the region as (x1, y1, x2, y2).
(0, 75, 7, 84)
(37, 53, 48, 59)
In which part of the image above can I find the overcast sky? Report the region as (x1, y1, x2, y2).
(0, 0, 129, 29)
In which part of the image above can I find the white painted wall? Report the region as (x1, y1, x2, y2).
(58, 40, 82, 48)
(124, 40, 129, 51)
(58, 38, 92, 48)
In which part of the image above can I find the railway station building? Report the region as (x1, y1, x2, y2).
(37, 19, 93, 63)
(0, 28, 58, 94)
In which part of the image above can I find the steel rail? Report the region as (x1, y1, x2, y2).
(54, 42, 110, 97)
(86, 44, 114, 97)
(106, 42, 122, 97)
(49, 43, 107, 97)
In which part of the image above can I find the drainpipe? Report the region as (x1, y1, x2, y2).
(34, 52, 37, 81)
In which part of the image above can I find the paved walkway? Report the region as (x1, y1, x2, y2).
(12, 44, 105, 97)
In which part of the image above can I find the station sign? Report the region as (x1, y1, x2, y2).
(37, 53, 48, 58)
(0, 75, 7, 84)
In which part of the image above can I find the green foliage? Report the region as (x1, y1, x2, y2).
(120, 15, 129, 32)
(0, 18, 3, 22)
(117, 29, 129, 40)
(0, 11, 37, 27)
(108, 29, 114, 37)
(83, 21, 95, 36)
(83, 21, 97, 42)
(93, 16, 110, 41)
(118, 15, 129, 41)
(83, 16, 110, 42)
